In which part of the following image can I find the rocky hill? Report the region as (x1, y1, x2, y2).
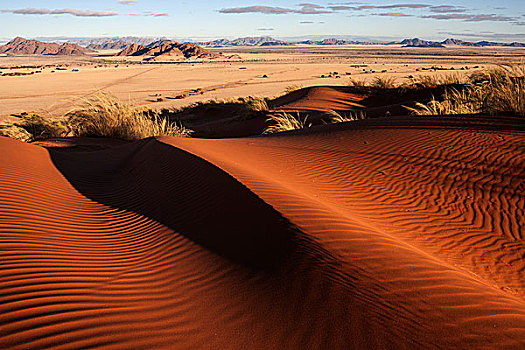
(0, 37, 93, 55)
(116, 41, 222, 60)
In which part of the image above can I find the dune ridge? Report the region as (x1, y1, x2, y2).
(1, 116, 524, 349)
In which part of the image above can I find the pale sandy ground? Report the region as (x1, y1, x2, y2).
(1, 46, 524, 122)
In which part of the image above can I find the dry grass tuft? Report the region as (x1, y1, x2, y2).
(283, 84, 304, 94)
(0, 124, 33, 142)
(406, 73, 466, 89)
(405, 88, 482, 115)
(263, 112, 311, 134)
(19, 115, 70, 139)
(170, 96, 269, 121)
(347, 77, 368, 88)
(472, 64, 525, 116)
(66, 93, 192, 140)
(244, 96, 269, 113)
(0, 115, 69, 142)
(371, 76, 397, 89)
(237, 96, 269, 120)
(406, 64, 525, 116)
(324, 109, 367, 123)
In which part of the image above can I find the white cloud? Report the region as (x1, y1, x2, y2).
(118, 0, 138, 5)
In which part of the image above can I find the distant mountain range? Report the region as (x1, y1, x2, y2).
(1, 36, 523, 57)
(198, 36, 525, 48)
(68, 37, 163, 47)
(0, 37, 93, 55)
(395, 38, 525, 48)
(200, 36, 293, 47)
(86, 41, 131, 51)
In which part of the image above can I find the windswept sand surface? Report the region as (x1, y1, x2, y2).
(1, 114, 524, 349)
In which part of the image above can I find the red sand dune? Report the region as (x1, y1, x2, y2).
(270, 86, 368, 112)
(268, 86, 459, 120)
(1, 116, 525, 349)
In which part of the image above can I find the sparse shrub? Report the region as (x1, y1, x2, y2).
(263, 112, 311, 134)
(66, 93, 192, 140)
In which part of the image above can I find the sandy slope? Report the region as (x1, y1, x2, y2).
(1, 116, 525, 349)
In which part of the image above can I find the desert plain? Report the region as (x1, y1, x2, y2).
(1, 41, 525, 350)
(1, 45, 524, 122)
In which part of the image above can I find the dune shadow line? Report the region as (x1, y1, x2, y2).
(48, 138, 298, 269)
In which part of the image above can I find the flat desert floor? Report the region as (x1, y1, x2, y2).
(1, 45, 524, 122)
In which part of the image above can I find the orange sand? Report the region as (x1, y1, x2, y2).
(1, 113, 524, 349)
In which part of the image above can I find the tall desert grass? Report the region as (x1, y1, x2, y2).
(407, 64, 525, 116)
(473, 64, 525, 116)
(66, 94, 192, 140)
(405, 88, 483, 115)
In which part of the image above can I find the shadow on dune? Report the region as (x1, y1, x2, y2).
(48, 138, 298, 270)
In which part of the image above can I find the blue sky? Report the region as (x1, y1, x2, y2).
(0, 1, 524, 42)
